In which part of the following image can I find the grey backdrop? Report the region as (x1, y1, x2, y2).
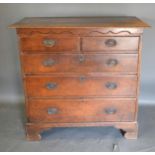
(0, 3, 154, 104)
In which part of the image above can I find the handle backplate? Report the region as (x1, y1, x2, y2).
(105, 82, 117, 89)
(45, 82, 57, 90)
(47, 107, 58, 115)
(104, 107, 117, 114)
(43, 58, 56, 67)
(79, 75, 86, 82)
(106, 59, 118, 67)
(105, 39, 117, 47)
(43, 39, 56, 47)
(79, 55, 85, 63)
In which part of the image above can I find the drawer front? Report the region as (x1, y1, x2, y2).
(20, 36, 80, 52)
(25, 76, 137, 97)
(82, 37, 139, 51)
(22, 54, 138, 74)
(27, 98, 136, 123)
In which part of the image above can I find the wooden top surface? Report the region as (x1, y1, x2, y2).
(10, 16, 150, 28)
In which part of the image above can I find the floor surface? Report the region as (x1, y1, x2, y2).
(0, 103, 155, 152)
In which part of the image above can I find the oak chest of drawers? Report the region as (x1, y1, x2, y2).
(10, 17, 149, 140)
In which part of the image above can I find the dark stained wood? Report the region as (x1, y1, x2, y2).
(27, 98, 136, 123)
(21, 54, 138, 74)
(25, 75, 137, 97)
(9, 16, 150, 28)
(82, 37, 139, 51)
(20, 36, 80, 52)
(10, 16, 149, 140)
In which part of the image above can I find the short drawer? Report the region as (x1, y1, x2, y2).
(22, 54, 138, 74)
(27, 98, 136, 123)
(20, 36, 80, 52)
(25, 75, 137, 97)
(82, 37, 139, 51)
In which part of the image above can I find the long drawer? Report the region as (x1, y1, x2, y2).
(22, 54, 138, 74)
(27, 98, 136, 123)
(25, 75, 137, 97)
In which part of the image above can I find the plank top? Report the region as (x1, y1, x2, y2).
(9, 16, 150, 28)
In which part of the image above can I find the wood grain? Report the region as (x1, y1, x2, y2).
(9, 16, 150, 28)
(21, 53, 138, 74)
(16, 28, 144, 37)
(27, 98, 136, 123)
(82, 37, 139, 51)
(20, 36, 80, 52)
(25, 75, 137, 97)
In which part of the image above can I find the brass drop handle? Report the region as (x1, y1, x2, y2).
(43, 58, 56, 67)
(43, 39, 56, 47)
(105, 82, 117, 89)
(45, 82, 57, 90)
(105, 108, 117, 114)
(106, 59, 118, 67)
(105, 39, 117, 47)
(47, 107, 58, 115)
